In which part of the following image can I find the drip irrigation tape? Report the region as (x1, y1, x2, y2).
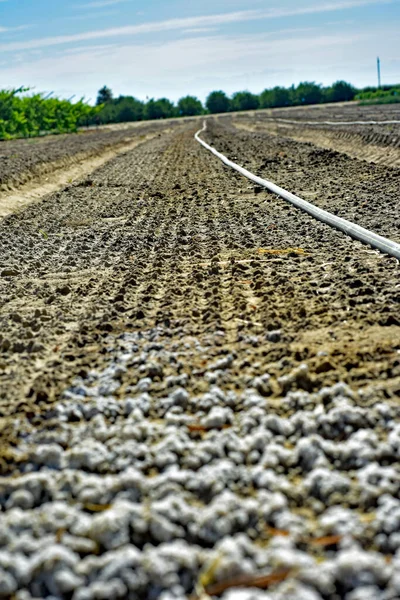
(195, 121, 400, 261)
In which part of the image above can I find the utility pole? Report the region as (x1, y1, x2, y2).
(377, 56, 381, 88)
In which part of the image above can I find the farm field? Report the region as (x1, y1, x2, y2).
(231, 103, 400, 169)
(0, 104, 400, 599)
(0, 119, 187, 209)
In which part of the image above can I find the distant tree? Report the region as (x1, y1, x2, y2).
(231, 91, 259, 112)
(177, 95, 203, 116)
(293, 82, 323, 105)
(114, 96, 144, 122)
(145, 98, 176, 119)
(205, 90, 230, 114)
(325, 81, 356, 103)
(97, 102, 119, 124)
(259, 86, 292, 108)
(96, 85, 113, 106)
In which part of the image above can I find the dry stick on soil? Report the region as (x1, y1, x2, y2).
(265, 525, 343, 547)
(83, 503, 113, 513)
(199, 569, 293, 598)
(187, 424, 232, 433)
(309, 534, 343, 547)
(193, 535, 342, 598)
(265, 525, 290, 537)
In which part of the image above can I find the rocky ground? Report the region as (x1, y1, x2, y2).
(0, 106, 399, 600)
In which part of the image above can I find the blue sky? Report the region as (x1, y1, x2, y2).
(0, 0, 399, 103)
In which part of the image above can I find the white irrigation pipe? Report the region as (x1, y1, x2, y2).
(195, 121, 400, 260)
(262, 117, 400, 126)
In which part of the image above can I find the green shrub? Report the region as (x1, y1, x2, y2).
(0, 88, 100, 140)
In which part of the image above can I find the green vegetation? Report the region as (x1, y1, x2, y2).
(95, 95, 144, 124)
(231, 91, 260, 111)
(0, 87, 100, 140)
(259, 86, 291, 109)
(325, 81, 357, 103)
(96, 85, 113, 105)
(205, 91, 231, 114)
(355, 85, 400, 105)
(177, 96, 204, 117)
(144, 98, 175, 120)
(2, 80, 398, 140)
(259, 81, 356, 108)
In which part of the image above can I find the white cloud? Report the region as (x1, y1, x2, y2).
(1, 27, 396, 101)
(0, 0, 395, 52)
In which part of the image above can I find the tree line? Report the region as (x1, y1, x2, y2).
(93, 80, 358, 125)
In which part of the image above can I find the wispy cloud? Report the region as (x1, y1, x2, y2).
(79, 0, 129, 7)
(62, 43, 119, 55)
(0, 0, 394, 52)
(0, 24, 31, 34)
(181, 27, 219, 35)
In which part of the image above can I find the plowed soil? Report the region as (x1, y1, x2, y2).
(231, 103, 400, 168)
(0, 119, 186, 192)
(0, 108, 400, 600)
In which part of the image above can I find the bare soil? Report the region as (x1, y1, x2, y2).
(0, 105, 399, 599)
(0, 119, 186, 192)
(208, 117, 400, 242)
(230, 103, 400, 168)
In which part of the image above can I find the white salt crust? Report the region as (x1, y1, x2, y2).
(1, 330, 400, 599)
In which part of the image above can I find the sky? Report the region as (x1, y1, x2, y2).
(0, 0, 399, 103)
